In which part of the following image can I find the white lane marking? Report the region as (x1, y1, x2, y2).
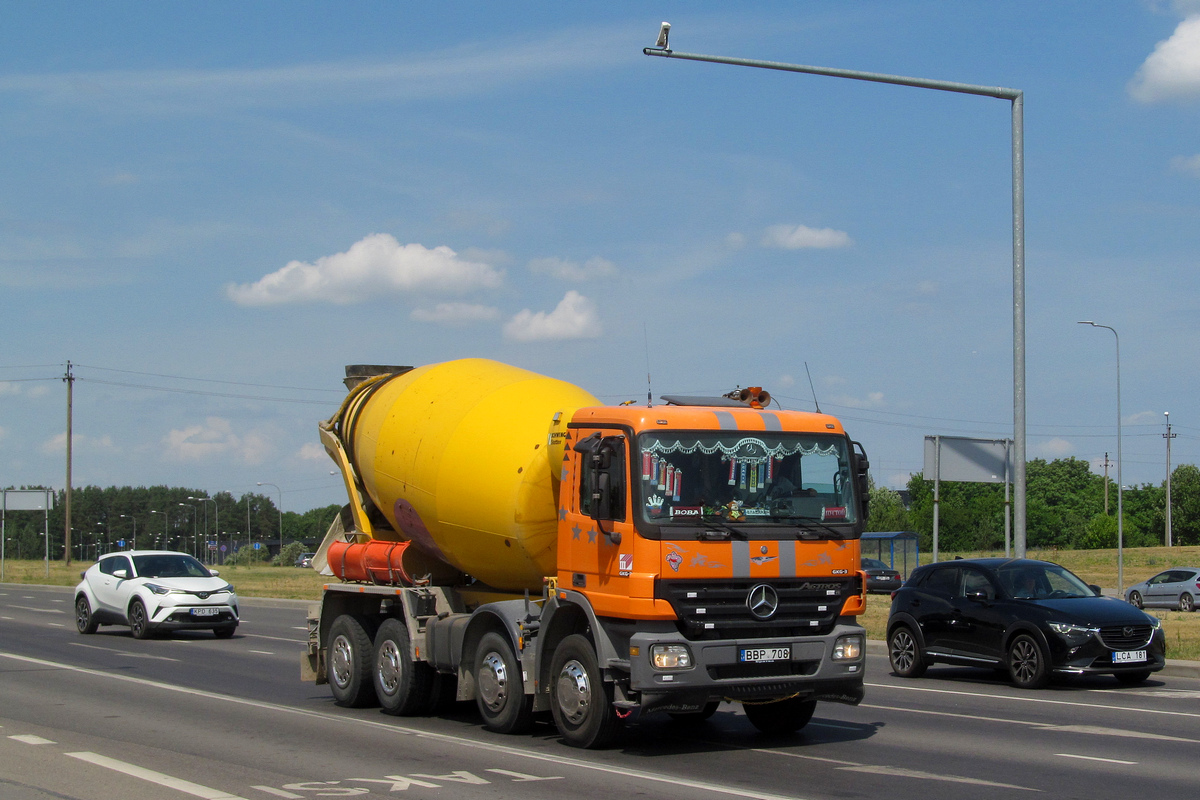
(486, 769, 564, 782)
(837, 764, 1039, 790)
(1039, 724, 1194, 742)
(867, 681, 1200, 720)
(248, 650, 274, 656)
(808, 721, 864, 731)
(69, 643, 179, 662)
(9, 735, 56, 745)
(252, 787, 302, 798)
(1103, 689, 1200, 699)
(68, 751, 251, 799)
(2, 650, 809, 800)
(7, 605, 64, 614)
(1, 617, 12, 620)
(47, 623, 65, 628)
(240, 633, 305, 645)
(1055, 753, 1137, 765)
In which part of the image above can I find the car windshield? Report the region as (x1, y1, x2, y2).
(132, 554, 212, 579)
(998, 563, 1093, 599)
(636, 431, 857, 532)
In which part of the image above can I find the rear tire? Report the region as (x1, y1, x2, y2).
(888, 625, 927, 678)
(550, 634, 620, 748)
(374, 618, 434, 716)
(743, 696, 817, 735)
(475, 632, 533, 734)
(1128, 591, 1143, 609)
(1115, 669, 1152, 685)
(129, 599, 152, 640)
(1180, 593, 1195, 613)
(328, 615, 378, 708)
(75, 595, 99, 634)
(1008, 633, 1050, 689)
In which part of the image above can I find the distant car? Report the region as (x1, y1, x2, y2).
(887, 558, 1165, 688)
(296, 552, 316, 568)
(861, 557, 903, 594)
(1125, 567, 1200, 612)
(75, 550, 239, 639)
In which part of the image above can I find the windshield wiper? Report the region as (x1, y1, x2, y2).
(768, 515, 846, 539)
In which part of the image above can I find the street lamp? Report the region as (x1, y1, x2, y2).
(178, 503, 196, 557)
(120, 514, 136, 550)
(257, 482, 283, 561)
(149, 509, 170, 551)
(644, 25, 1028, 551)
(1078, 321, 1123, 593)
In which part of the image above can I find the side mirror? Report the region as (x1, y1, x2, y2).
(210, 569, 220, 577)
(851, 441, 870, 521)
(966, 590, 991, 604)
(114, 568, 129, 580)
(1088, 584, 1102, 597)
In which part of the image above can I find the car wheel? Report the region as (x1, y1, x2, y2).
(1128, 590, 1143, 609)
(328, 614, 379, 708)
(213, 626, 236, 639)
(743, 696, 817, 736)
(1007, 633, 1049, 689)
(550, 634, 621, 749)
(888, 625, 927, 678)
(1180, 593, 1195, 613)
(374, 618, 435, 716)
(475, 631, 534, 734)
(1115, 669, 1152, 685)
(128, 599, 152, 640)
(75, 595, 99, 635)
(668, 701, 721, 723)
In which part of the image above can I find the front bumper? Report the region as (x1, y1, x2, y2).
(148, 598, 240, 631)
(626, 621, 865, 713)
(1048, 626, 1166, 675)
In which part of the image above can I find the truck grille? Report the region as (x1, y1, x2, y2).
(1099, 625, 1154, 649)
(655, 578, 856, 641)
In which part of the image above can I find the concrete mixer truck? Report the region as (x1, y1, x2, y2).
(303, 358, 870, 748)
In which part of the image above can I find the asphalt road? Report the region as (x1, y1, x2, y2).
(2, 583, 1198, 800)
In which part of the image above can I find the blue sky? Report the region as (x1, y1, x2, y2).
(2, 2, 1199, 514)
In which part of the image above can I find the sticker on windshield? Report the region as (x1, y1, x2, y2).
(822, 506, 847, 521)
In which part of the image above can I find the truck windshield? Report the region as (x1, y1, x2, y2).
(636, 431, 858, 535)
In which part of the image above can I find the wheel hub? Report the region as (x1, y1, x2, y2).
(331, 635, 353, 688)
(556, 660, 591, 724)
(377, 640, 401, 694)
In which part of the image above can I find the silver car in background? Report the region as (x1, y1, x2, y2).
(1125, 567, 1200, 612)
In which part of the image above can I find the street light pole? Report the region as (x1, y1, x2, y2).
(257, 482, 283, 561)
(189, 496, 218, 564)
(1078, 321, 1123, 593)
(120, 514, 136, 550)
(1164, 411, 1175, 548)
(644, 25, 1028, 554)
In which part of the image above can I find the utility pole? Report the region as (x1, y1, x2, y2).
(64, 361, 74, 567)
(1102, 452, 1111, 515)
(1165, 412, 1176, 547)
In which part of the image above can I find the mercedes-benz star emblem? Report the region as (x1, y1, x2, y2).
(747, 584, 779, 619)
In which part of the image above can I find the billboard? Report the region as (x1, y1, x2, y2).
(3, 490, 54, 511)
(923, 436, 1012, 484)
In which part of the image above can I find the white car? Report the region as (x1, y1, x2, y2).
(75, 550, 239, 639)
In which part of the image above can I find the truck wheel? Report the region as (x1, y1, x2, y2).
(549, 634, 620, 749)
(475, 632, 533, 734)
(329, 615, 379, 708)
(743, 696, 817, 735)
(75, 595, 99, 634)
(374, 618, 434, 716)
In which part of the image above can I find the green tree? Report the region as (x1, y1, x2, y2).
(1169, 464, 1200, 546)
(865, 479, 910, 532)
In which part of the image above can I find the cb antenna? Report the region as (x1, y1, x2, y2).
(804, 362, 822, 413)
(644, 322, 653, 407)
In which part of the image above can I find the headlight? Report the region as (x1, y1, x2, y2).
(1148, 615, 1162, 629)
(143, 583, 172, 596)
(650, 644, 693, 670)
(1048, 622, 1097, 645)
(219, 584, 234, 594)
(833, 634, 863, 661)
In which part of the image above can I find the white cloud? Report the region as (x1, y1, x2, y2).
(1036, 438, 1075, 459)
(1171, 153, 1200, 175)
(0, 382, 19, 396)
(163, 417, 271, 464)
(410, 302, 501, 325)
(761, 224, 853, 250)
(528, 256, 617, 282)
(226, 233, 504, 306)
(916, 280, 939, 296)
(725, 232, 747, 249)
(40, 432, 116, 455)
(1130, 15, 1200, 102)
(503, 290, 602, 342)
(298, 442, 326, 461)
(828, 392, 885, 409)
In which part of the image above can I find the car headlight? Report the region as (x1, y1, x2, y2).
(833, 634, 863, 661)
(143, 583, 173, 596)
(1048, 622, 1098, 645)
(220, 584, 235, 594)
(650, 644, 693, 670)
(1148, 615, 1162, 629)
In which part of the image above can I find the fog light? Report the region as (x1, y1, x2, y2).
(833, 635, 863, 661)
(650, 644, 693, 669)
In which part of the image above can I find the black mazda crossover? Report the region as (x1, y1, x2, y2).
(887, 558, 1165, 688)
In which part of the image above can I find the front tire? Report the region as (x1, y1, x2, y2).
(743, 696, 817, 735)
(76, 595, 99, 634)
(1129, 591, 1143, 609)
(374, 618, 434, 716)
(1180, 593, 1195, 613)
(888, 625, 927, 678)
(475, 632, 533, 734)
(213, 625, 236, 639)
(549, 634, 620, 749)
(328, 615, 378, 708)
(1008, 633, 1050, 689)
(129, 599, 152, 640)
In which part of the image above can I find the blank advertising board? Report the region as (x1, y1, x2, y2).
(923, 436, 1012, 484)
(3, 490, 54, 511)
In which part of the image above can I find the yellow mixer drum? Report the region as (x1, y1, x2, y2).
(340, 358, 598, 592)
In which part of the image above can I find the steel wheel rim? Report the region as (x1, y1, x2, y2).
(478, 652, 510, 712)
(890, 630, 915, 673)
(331, 635, 353, 689)
(1011, 639, 1038, 682)
(556, 660, 591, 725)
(377, 640, 401, 695)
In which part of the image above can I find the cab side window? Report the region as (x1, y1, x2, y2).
(578, 433, 626, 522)
(100, 556, 132, 576)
